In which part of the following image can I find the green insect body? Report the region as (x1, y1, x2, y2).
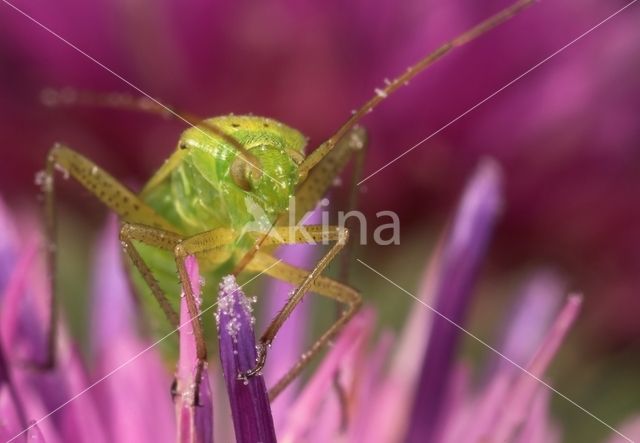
(43, 0, 534, 395)
(143, 115, 306, 234)
(132, 115, 308, 334)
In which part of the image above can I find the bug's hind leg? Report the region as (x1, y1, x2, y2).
(242, 226, 362, 400)
(39, 144, 176, 370)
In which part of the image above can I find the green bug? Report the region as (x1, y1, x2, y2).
(41, 0, 534, 401)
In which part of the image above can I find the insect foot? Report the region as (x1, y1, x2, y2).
(237, 341, 269, 381)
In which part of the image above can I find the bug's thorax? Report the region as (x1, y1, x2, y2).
(141, 115, 308, 236)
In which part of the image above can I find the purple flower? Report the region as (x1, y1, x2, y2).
(1, 0, 639, 347)
(407, 160, 502, 442)
(1, 153, 640, 442)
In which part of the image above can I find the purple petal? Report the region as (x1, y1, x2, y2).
(0, 220, 107, 442)
(496, 271, 565, 370)
(216, 274, 275, 443)
(0, 237, 47, 363)
(406, 160, 503, 442)
(0, 223, 112, 442)
(175, 256, 213, 443)
(0, 196, 19, 296)
(91, 219, 175, 443)
(9, 325, 107, 443)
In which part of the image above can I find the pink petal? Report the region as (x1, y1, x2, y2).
(491, 294, 583, 442)
(279, 309, 374, 442)
(516, 389, 562, 443)
(26, 421, 46, 443)
(454, 271, 564, 442)
(176, 256, 213, 443)
(348, 330, 395, 443)
(366, 247, 441, 443)
(91, 219, 175, 443)
(605, 415, 640, 443)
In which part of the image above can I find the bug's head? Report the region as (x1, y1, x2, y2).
(180, 116, 307, 216)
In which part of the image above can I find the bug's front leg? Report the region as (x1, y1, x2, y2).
(171, 228, 235, 404)
(120, 223, 232, 405)
(38, 144, 175, 370)
(119, 223, 183, 328)
(242, 226, 363, 400)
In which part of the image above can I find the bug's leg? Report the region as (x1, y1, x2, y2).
(286, 126, 368, 225)
(337, 126, 369, 284)
(118, 223, 183, 328)
(333, 128, 370, 430)
(43, 89, 257, 177)
(169, 228, 235, 404)
(242, 226, 362, 400)
(246, 251, 362, 400)
(39, 144, 175, 369)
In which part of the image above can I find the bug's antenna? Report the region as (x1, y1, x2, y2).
(41, 88, 199, 121)
(298, 0, 535, 178)
(41, 88, 263, 179)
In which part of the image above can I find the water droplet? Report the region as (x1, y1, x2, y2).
(374, 88, 388, 98)
(54, 163, 69, 180)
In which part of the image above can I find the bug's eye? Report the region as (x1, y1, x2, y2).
(230, 154, 262, 191)
(286, 148, 304, 165)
